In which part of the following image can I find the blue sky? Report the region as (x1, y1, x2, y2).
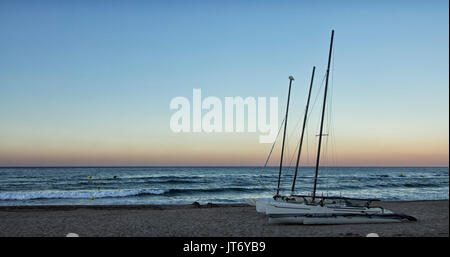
(0, 0, 448, 166)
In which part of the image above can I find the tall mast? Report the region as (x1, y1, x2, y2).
(291, 66, 315, 195)
(275, 76, 295, 198)
(312, 30, 334, 201)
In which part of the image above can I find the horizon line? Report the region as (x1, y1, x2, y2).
(0, 165, 448, 168)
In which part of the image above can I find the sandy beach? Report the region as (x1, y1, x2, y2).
(0, 200, 447, 237)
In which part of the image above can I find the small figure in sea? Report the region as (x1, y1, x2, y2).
(113, 176, 117, 179)
(399, 173, 405, 177)
(91, 195, 95, 200)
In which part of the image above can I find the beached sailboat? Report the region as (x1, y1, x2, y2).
(251, 30, 417, 224)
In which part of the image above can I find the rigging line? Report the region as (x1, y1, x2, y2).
(326, 83, 333, 167)
(281, 99, 312, 189)
(328, 106, 336, 167)
(331, 47, 339, 167)
(311, 73, 328, 135)
(283, 108, 309, 181)
(325, 43, 338, 172)
(304, 74, 326, 129)
(325, 45, 337, 168)
(286, 76, 317, 147)
(285, 108, 310, 176)
(286, 133, 301, 177)
(331, 121, 338, 166)
(322, 49, 335, 177)
(285, 83, 313, 157)
(324, 125, 330, 168)
(262, 117, 285, 169)
(288, 137, 298, 176)
(330, 42, 336, 169)
(286, 126, 290, 168)
(305, 122, 309, 168)
(286, 110, 305, 151)
(323, 52, 334, 173)
(308, 72, 327, 123)
(299, 122, 309, 194)
(328, 90, 337, 167)
(286, 119, 303, 177)
(292, 122, 310, 195)
(286, 112, 310, 177)
(327, 110, 334, 166)
(257, 117, 286, 192)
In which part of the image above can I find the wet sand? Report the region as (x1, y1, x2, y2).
(0, 200, 447, 237)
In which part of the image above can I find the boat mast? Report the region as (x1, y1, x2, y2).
(275, 76, 295, 198)
(312, 30, 334, 201)
(291, 66, 315, 195)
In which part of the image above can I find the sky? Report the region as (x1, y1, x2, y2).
(0, 0, 448, 166)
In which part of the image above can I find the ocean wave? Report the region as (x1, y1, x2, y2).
(403, 182, 441, 188)
(0, 188, 168, 201)
(0, 186, 268, 201)
(154, 179, 200, 184)
(166, 187, 265, 195)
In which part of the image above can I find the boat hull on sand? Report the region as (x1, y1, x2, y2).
(265, 201, 416, 225)
(269, 215, 403, 225)
(244, 198, 257, 206)
(255, 198, 273, 213)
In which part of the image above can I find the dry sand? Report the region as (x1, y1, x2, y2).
(0, 200, 447, 237)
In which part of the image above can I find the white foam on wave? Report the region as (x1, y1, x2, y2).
(0, 188, 168, 200)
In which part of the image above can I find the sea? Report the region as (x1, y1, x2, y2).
(0, 166, 448, 206)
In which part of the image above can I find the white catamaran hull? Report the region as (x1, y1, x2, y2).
(265, 201, 414, 225)
(245, 198, 272, 207)
(255, 198, 273, 213)
(244, 198, 257, 206)
(269, 215, 402, 225)
(254, 198, 309, 214)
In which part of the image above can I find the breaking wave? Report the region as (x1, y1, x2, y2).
(0, 188, 168, 201)
(0, 187, 268, 200)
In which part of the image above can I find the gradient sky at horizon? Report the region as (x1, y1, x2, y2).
(0, 0, 448, 166)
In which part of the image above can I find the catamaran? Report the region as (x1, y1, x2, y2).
(248, 30, 417, 225)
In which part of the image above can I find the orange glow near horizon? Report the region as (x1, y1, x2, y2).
(0, 131, 448, 167)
